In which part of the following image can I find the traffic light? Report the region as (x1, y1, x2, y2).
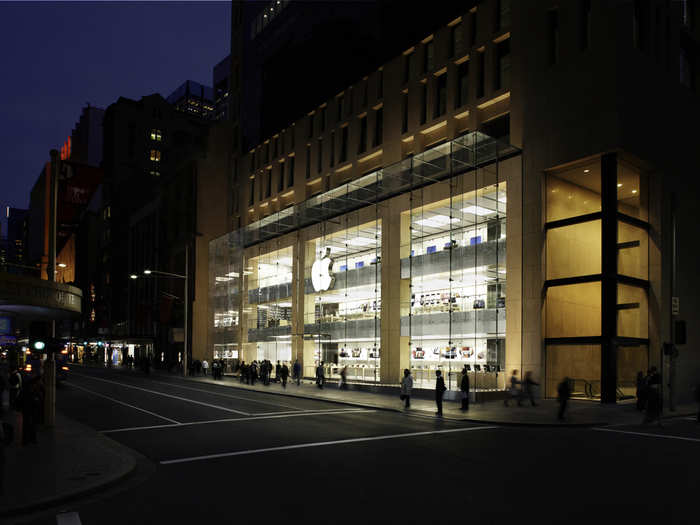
(29, 337, 64, 355)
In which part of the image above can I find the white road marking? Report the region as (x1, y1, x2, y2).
(71, 373, 250, 416)
(102, 408, 376, 434)
(593, 427, 700, 443)
(160, 425, 499, 465)
(145, 378, 309, 411)
(56, 511, 82, 524)
(67, 383, 181, 424)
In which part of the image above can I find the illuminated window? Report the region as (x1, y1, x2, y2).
(149, 170, 160, 177)
(150, 129, 163, 141)
(150, 149, 161, 162)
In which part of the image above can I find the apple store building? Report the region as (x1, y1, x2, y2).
(209, 132, 528, 394)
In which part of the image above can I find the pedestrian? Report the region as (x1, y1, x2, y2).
(523, 371, 539, 407)
(338, 365, 347, 390)
(316, 361, 325, 389)
(635, 370, 647, 411)
(504, 369, 521, 407)
(202, 359, 209, 376)
(280, 362, 289, 389)
(250, 361, 258, 385)
(261, 360, 269, 386)
(275, 361, 281, 383)
(557, 376, 571, 420)
(644, 366, 662, 426)
(435, 370, 446, 416)
(8, 367, 21, 410)
(239, 361, 246, 383)
(293, 359, 301, 386)
(212, 360, 220, 380)
(460, 365, 470, 411)
(400, 369, 413, 409)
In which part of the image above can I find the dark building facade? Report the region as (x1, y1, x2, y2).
(166, 80, 215, 120)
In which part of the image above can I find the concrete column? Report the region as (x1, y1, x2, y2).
(380, 200, 410, 384)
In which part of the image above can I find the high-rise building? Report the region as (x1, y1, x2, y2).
(206, 0, 700, 405)
(166, 80, 215, 119)
(213, 55, 231, 122)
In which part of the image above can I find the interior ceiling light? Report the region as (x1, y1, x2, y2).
(461, 205, 495, 216)
(584, 169, 590, 173)
(414, 215, 460, 228)
(617, 183, 623, 187)
(632, 189, 638, 194)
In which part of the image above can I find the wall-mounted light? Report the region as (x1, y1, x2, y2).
(130, 274, 138, 280)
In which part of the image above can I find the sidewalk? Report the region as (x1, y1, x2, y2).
(0, 410, 137, 518)
(159, 370, 698, 427)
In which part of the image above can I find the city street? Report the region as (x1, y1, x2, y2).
(15, 366, 700, 524)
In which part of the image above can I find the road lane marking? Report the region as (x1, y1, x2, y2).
(144, 378, 309, 411)
(160, 425, 499, 465)
(102, 408, 376, 434)
(56, 512, 82, 525)
(593, 427, 700, 442)
(66, 383, 181, 424)
(71, 373, 251, 416)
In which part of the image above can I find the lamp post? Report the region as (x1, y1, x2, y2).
(140, 243, 190, 377)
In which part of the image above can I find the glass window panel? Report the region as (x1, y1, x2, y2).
(545, 282, 601, 338)
(617, 284, 648, 339)
(546, 160, 600, 222)
(546, 220, 601, 280)
(617, 344, 648, 399)
(545, 345, 601, 398)
(618, 222, 648, 280)
(617, 160, 648, 221)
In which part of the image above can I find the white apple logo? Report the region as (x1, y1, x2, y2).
(311, 247, 335, 292)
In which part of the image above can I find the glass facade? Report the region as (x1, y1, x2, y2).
(210, 132, 520, 391)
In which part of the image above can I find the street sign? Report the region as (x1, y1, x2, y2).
(672, 296, 679, 316)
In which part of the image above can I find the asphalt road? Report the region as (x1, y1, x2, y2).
(20, 367, 700, 524)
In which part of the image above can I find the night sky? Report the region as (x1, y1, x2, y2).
(0, 1, 230, 232)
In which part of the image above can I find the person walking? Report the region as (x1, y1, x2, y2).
(504, 369, 521, 407)
(202, 359, 209, 376)
(275, 361, 281, 383)
(460, 365, 470, 411)
(400, 369, 413, 409)
(635, 370, 647, 411)
(338, 365, 348, 390)
(293, 359, 301, 386)
(250, 361, 258, 385)
(212, 360, 220, 380)
(644, 366, 662, 426)
(523, 371, 539, 407)
(435, 370, 447, 416)
(557, 376, 571, 420)
(280, 362, 289, 389)
(316, 361, 325, 389)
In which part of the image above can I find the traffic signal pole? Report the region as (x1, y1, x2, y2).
(44, 149, 60, 427)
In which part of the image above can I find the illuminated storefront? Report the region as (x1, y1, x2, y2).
(210, 131, 521, 391)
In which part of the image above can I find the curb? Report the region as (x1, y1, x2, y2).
(0, 415, 139, 519)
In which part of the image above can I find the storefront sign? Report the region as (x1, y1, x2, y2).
(311, 248, 335, 292)
(0, 273, 82, 314)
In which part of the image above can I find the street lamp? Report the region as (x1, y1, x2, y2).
(139, 245, 190, 377)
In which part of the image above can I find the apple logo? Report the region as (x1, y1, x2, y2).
(311, 247, 335, 292)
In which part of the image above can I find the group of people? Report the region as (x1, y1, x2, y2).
(238, 359, 300, 388)
(0, 365, 44, 446)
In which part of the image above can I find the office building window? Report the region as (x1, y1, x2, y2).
(320, 107, 326, 132)
(273, 137, 278, 158)
(149, 149, 161, 162)
(340, 126, 348, 163)
(362, 81, 368, 108)
(249, 178, 255, 205)
(265, 143, 270, 164)
(495, 38, 511, 90)
(450, 23, 463, 58)
(434, 75, 447, 118)
(290, 126, 295, 149)
(306, 145, 311, 178)
(266, 169, 272, 198)
(377, 69, 383, 99)
(346, 88, 353, 116)
(337, 95, 344, 122)
(402, 92, 409, 133)
(259, 172, 264, 200)
(477, 50, 485, 98)
(250, 152, 255, 173)
(317, 138, 323, 173)
(307, 116, 313, 139)
(404, 52, 413, 83)
(149, 170, 160, 177)
(456, 61, 469, 108)
(420, 83, 428, 124)
(278, 163, 284, 192)
(330, 131, 335, 167)
(150, 129, 162, 141)
(580, 0, 591, 50)
(287, 156, 295, 188)
(424, 40, 434, 72)
(496, 0, 511, 30)
(548, 9, 559, 65)
(373, 107, 383, 147)
(469, 9, 477, 47)
(359, 116, 367, 153)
